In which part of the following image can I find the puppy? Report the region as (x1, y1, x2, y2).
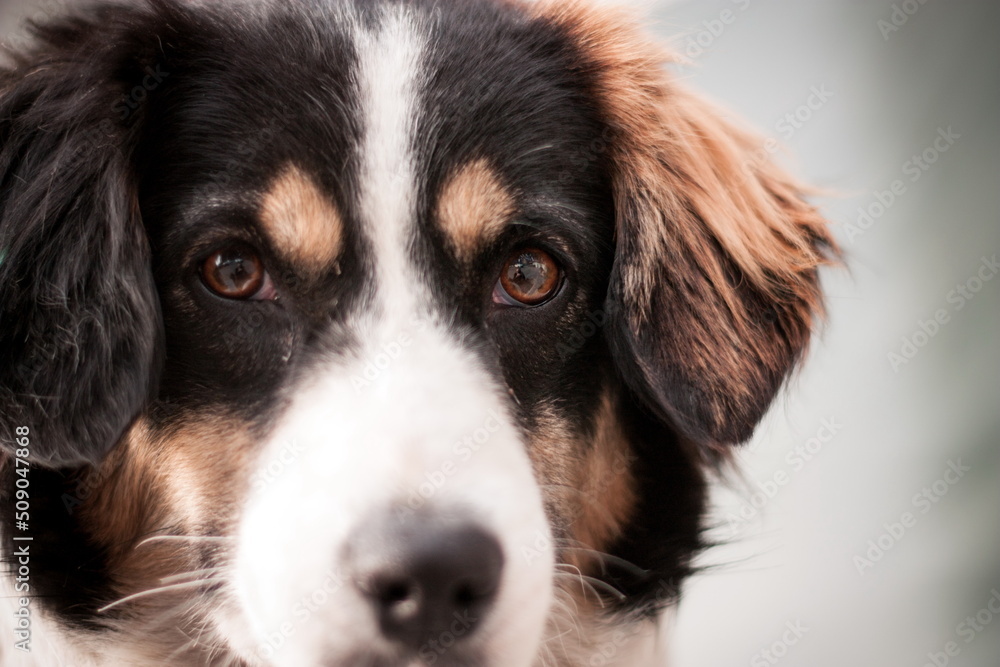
(0, 0, 836, 665)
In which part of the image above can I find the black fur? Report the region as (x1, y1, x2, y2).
(0, 0, 821, 652)
(0, 6, 165, 468)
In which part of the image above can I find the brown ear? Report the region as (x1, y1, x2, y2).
(533, 1, 839, 447)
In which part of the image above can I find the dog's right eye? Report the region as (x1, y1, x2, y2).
(200, 244, 274, 300)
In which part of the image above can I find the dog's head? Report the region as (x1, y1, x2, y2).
(0, 0, 835, 665)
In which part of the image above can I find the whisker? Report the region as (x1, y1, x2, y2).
(553, 571, 627, 603)
(554, 544, 650, 577)
(162, 600, 220, 663)
(539, 589, 586, 664)
(135, 535, 231, 549)
(553, 562, 604, 606)
(97, 578, 225, 613)
(164, 625, 200, 663)
(159, 567, 224, 585)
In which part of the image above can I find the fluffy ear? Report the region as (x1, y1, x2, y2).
(0, 7, 166, 467)
(604, 92, 837, 448)
(536, 1, 838, 447)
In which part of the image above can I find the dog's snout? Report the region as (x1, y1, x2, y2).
(348, 513, 505, 649)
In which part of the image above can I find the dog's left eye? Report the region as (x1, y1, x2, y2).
(493, 247, 562, 306)
(200, 244, 276, 300)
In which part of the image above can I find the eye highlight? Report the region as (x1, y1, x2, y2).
(495, 247, 562, 306)
(200, 244, 275, 300)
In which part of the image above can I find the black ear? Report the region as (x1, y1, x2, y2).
(543, 4, 838, 449)
(0, 6, 166, 467)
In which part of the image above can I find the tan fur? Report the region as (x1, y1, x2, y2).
(76, 415, 257, 663)
(524, 406, 578, 540)
(528, 0, 839, 446)
(570, 391, 636, 559)
(526, 392, 637, 619)
(436, 159, 518, 262)
(260, 164, 344, 273)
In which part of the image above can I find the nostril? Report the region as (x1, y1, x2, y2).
(373, 577, 422, 623)
(452, 582, 478, 608)
(449, 572, 498, 609)
(380, 580, 415, 606)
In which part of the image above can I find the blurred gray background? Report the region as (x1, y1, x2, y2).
(650, 1, 1000, 666)
(1, 0, 997, 666)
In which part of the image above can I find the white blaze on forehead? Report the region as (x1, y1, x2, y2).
(355, 4, 425, 318)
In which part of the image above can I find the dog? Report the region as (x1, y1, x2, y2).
(0, 0, 837, 665)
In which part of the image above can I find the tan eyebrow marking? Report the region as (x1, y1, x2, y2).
(259, 164, 344, 272)
(436, 159, 517, 261)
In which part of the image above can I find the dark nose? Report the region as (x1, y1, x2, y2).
(347, 512, 505, 649)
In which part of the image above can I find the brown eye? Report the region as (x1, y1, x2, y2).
(201, 245, 266, 299)
(497, 247, 561, 306)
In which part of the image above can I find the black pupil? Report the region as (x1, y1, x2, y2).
(508, 253, 549, 295)
(215, 250, 256, 292)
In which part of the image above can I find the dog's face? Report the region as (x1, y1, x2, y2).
(0, 1, 834, 665)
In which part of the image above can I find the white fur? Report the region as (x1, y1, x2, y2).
(0, 571, 80, 667)
(224, 6, 554, 665)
